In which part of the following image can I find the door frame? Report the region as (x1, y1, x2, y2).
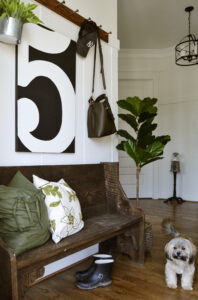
(118, 70, 160, 199)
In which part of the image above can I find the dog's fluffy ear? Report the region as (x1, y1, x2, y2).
(189, 255, 195, 264)
(164, 243, 172, 261)
(189, 243, 197, 264)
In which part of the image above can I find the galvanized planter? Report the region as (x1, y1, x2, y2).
(0, 17, 23, 45)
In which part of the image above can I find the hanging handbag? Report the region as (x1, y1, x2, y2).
(87, 30, 116, 138)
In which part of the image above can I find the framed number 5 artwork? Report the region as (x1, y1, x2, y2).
(16, 23, 76, 153)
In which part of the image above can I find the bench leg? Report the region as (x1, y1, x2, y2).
(0, 242, 19, 300)
(117, 221, 144, 264)
(18, 266, 45, 299)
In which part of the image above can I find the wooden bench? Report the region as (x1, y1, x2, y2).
(0, 162, 144, 300)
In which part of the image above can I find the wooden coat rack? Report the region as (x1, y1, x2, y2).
(35, 0, 110, 43)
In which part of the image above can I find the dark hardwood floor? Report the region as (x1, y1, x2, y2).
(25, 199, 198, 300)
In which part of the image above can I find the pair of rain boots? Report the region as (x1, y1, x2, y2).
(76, 254, 114, 290)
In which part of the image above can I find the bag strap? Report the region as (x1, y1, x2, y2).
(98, 33, 106, 91)
(91, 31, 106, 97)
(94, 93, 107, 102)
(92, 37, 97, 95)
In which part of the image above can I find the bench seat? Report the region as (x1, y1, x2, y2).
(17, 213, 142, 270)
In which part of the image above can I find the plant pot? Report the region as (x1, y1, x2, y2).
(144, 222, 152, 252)
(0, 17, 23, 45)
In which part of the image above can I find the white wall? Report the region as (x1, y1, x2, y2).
(65, 0, 117, 37)
(119, 48, 198, 202)
(0, 0, 119, 167)
(0, 0, 118, 277)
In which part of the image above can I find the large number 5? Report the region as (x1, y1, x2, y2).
(16, 23, 76, 153)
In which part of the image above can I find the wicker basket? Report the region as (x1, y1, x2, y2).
(144, 222, 152, 252)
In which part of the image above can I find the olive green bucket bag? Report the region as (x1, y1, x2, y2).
(0, 171, 50, 256)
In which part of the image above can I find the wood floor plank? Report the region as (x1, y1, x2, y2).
(25, 199, 198, 300)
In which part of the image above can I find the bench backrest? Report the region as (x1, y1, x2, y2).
(0, 163, 119, 219)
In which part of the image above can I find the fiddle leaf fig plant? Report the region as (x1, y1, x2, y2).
(0, 0, 42, 24)
(117, 96, 171, 208)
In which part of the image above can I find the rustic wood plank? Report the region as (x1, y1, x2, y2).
(17, 214, 142, 270)
(35, 0, 109, 43)
(0, 164, 107, 218)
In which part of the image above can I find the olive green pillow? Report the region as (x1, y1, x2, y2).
(0, 171, 50, 255)
(8, 170, 35, 191)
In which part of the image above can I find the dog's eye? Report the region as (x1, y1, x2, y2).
(173, 246, 177, 250)
(182, 247, 185, 250)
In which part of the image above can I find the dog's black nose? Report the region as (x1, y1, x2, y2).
(177, 251, 181, 256)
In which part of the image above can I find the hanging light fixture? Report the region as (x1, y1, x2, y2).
(175, 6, 198, 66)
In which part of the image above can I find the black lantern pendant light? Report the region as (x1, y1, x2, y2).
(175, 6, 198, 66)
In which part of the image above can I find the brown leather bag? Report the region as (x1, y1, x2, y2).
(87, 30, 116, 138)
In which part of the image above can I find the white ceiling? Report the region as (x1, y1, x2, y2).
(118, 0, 198, 49)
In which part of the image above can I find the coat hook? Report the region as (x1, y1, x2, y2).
(104, 31, 112, 35)
(68, 9, 79, 17)
(56, 0, 65, 7)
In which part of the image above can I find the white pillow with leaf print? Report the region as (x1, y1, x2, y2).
(33, 175, 84, 244)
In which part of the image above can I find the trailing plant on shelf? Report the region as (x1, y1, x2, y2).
(117, 96, 171, 208)
(0, 0, 42, 24)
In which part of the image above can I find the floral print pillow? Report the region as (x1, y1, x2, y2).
(33, 175, 84, 243)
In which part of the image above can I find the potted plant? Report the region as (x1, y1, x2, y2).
(0, 0, 42, 45)
(117, 96, 171, 250)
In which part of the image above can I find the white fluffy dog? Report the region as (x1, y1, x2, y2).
(162, 219, 197, 290)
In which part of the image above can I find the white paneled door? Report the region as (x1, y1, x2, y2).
(118, 79, 154, 198)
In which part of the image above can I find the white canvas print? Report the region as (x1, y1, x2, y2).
(16, 23, 76, 153)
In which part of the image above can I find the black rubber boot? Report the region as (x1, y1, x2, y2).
(75, 254, 112, 281)
(76, 259, 114, 290)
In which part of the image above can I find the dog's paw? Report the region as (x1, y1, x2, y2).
(167, 283, 177, 289)
(182, 285, 193, 291)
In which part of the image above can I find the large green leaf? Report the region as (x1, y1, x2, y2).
(138, 134, 155, 148)
(142, 97, 158, 106)
(146, 141, 164, 157)
(116, 142, 125, 151)
(138, 112, 157, 123)
(117, 129, 134, 141)
(155, 135, 171, 145)
(136, 147, 151, 163)
(125, 96, 141, 116)
(123, 139, 140, 165)
(118, 114, 138, 131)
(138, 122, 157, 139)
(140, 98, 158, 113)
(123, 140, 154, 165)
(117, 100, 136, 115)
